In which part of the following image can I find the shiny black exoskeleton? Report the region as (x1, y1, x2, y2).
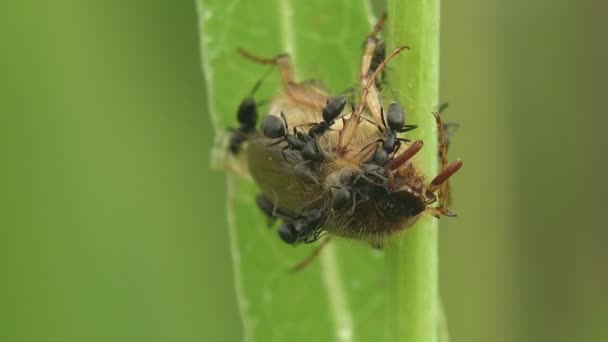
(255, 194, 291, 226)
(277, 208, 326, 244)
(261, 112, 323, 161)
(253, 194, 326, 245)
(330, 164, 389, 214)
(228, 98, 258, 154)
(228, 69, 273, 154)
(308, 95, 347, 138)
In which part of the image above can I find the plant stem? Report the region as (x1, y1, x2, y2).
(385, 0, 441, 341)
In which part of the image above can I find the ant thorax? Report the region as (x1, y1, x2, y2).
(228, 14, 461, 247)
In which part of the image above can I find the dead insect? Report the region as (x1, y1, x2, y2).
(226, 13, 462, 268)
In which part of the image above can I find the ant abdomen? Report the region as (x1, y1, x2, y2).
(386, 102, 405, 131)
(260, 115, 285, 139)
(322, 95, 347, 123)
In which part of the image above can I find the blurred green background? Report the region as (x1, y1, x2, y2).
(1, 0, 606, 341)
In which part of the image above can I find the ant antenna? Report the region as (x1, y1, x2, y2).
(380, 106, 387, 128)
(249, 65, 274, 96)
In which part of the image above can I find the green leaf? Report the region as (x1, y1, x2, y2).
(197, 1, 385, 341)
(197, 0, 446, 341)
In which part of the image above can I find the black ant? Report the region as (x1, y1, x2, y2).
(260, 95, 347, 162)
(277, 208, 326, 244)
(253, 194, 326, 244)
(261, 112, 323, 161)
(308, 95, 347, 138)
(228, 99, 257, 154)
(255, 194, 290, 226)
(365, 101, 417, 165)
(228, 68, 272, 154)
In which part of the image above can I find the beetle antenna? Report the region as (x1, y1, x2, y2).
(387, 140, 424, 170)
(429, 159, 463, 189)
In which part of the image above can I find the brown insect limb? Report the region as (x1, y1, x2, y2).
(358, 46, 409, 118)
(429, 159, 463, 190)
(370, 12, 387, 38)
(238, 48, 328, 110)
(432, 112, 460, 211)
(237, 48, 296, 88)
(369, 46, 409, 85)
(361, 38, 378, 81)
(387, 140, 424, 170)
(289, 236, 332, 272)
(360, 12, 387, 79)
(425, 113, 462, 218)
(355, 138, 383, 157)
(424, 206, 455, 218)
(364, 79, 385, 127)
(340, 46, 410, 150)
(434, 112, 449, 174)
(338, 107, 362, 154)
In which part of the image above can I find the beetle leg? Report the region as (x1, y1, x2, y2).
(289, 237, 331, 272)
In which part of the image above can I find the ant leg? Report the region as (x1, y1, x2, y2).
(305, 230, 327, 244)
(255, 194, 295, 226)
(281, 145, 290, 161)
(395, 137, 411, 144)
(293, 161, 319, 184)
(356, 138, 383, 157)
(290, 237, 331, 272)
(350, 191, 371, 215)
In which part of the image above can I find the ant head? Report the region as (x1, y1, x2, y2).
(278, 223, 297, 244)
(261, 115, 286, 139)
(386, 102, 405, 131)
(322, 95, 347, 123)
